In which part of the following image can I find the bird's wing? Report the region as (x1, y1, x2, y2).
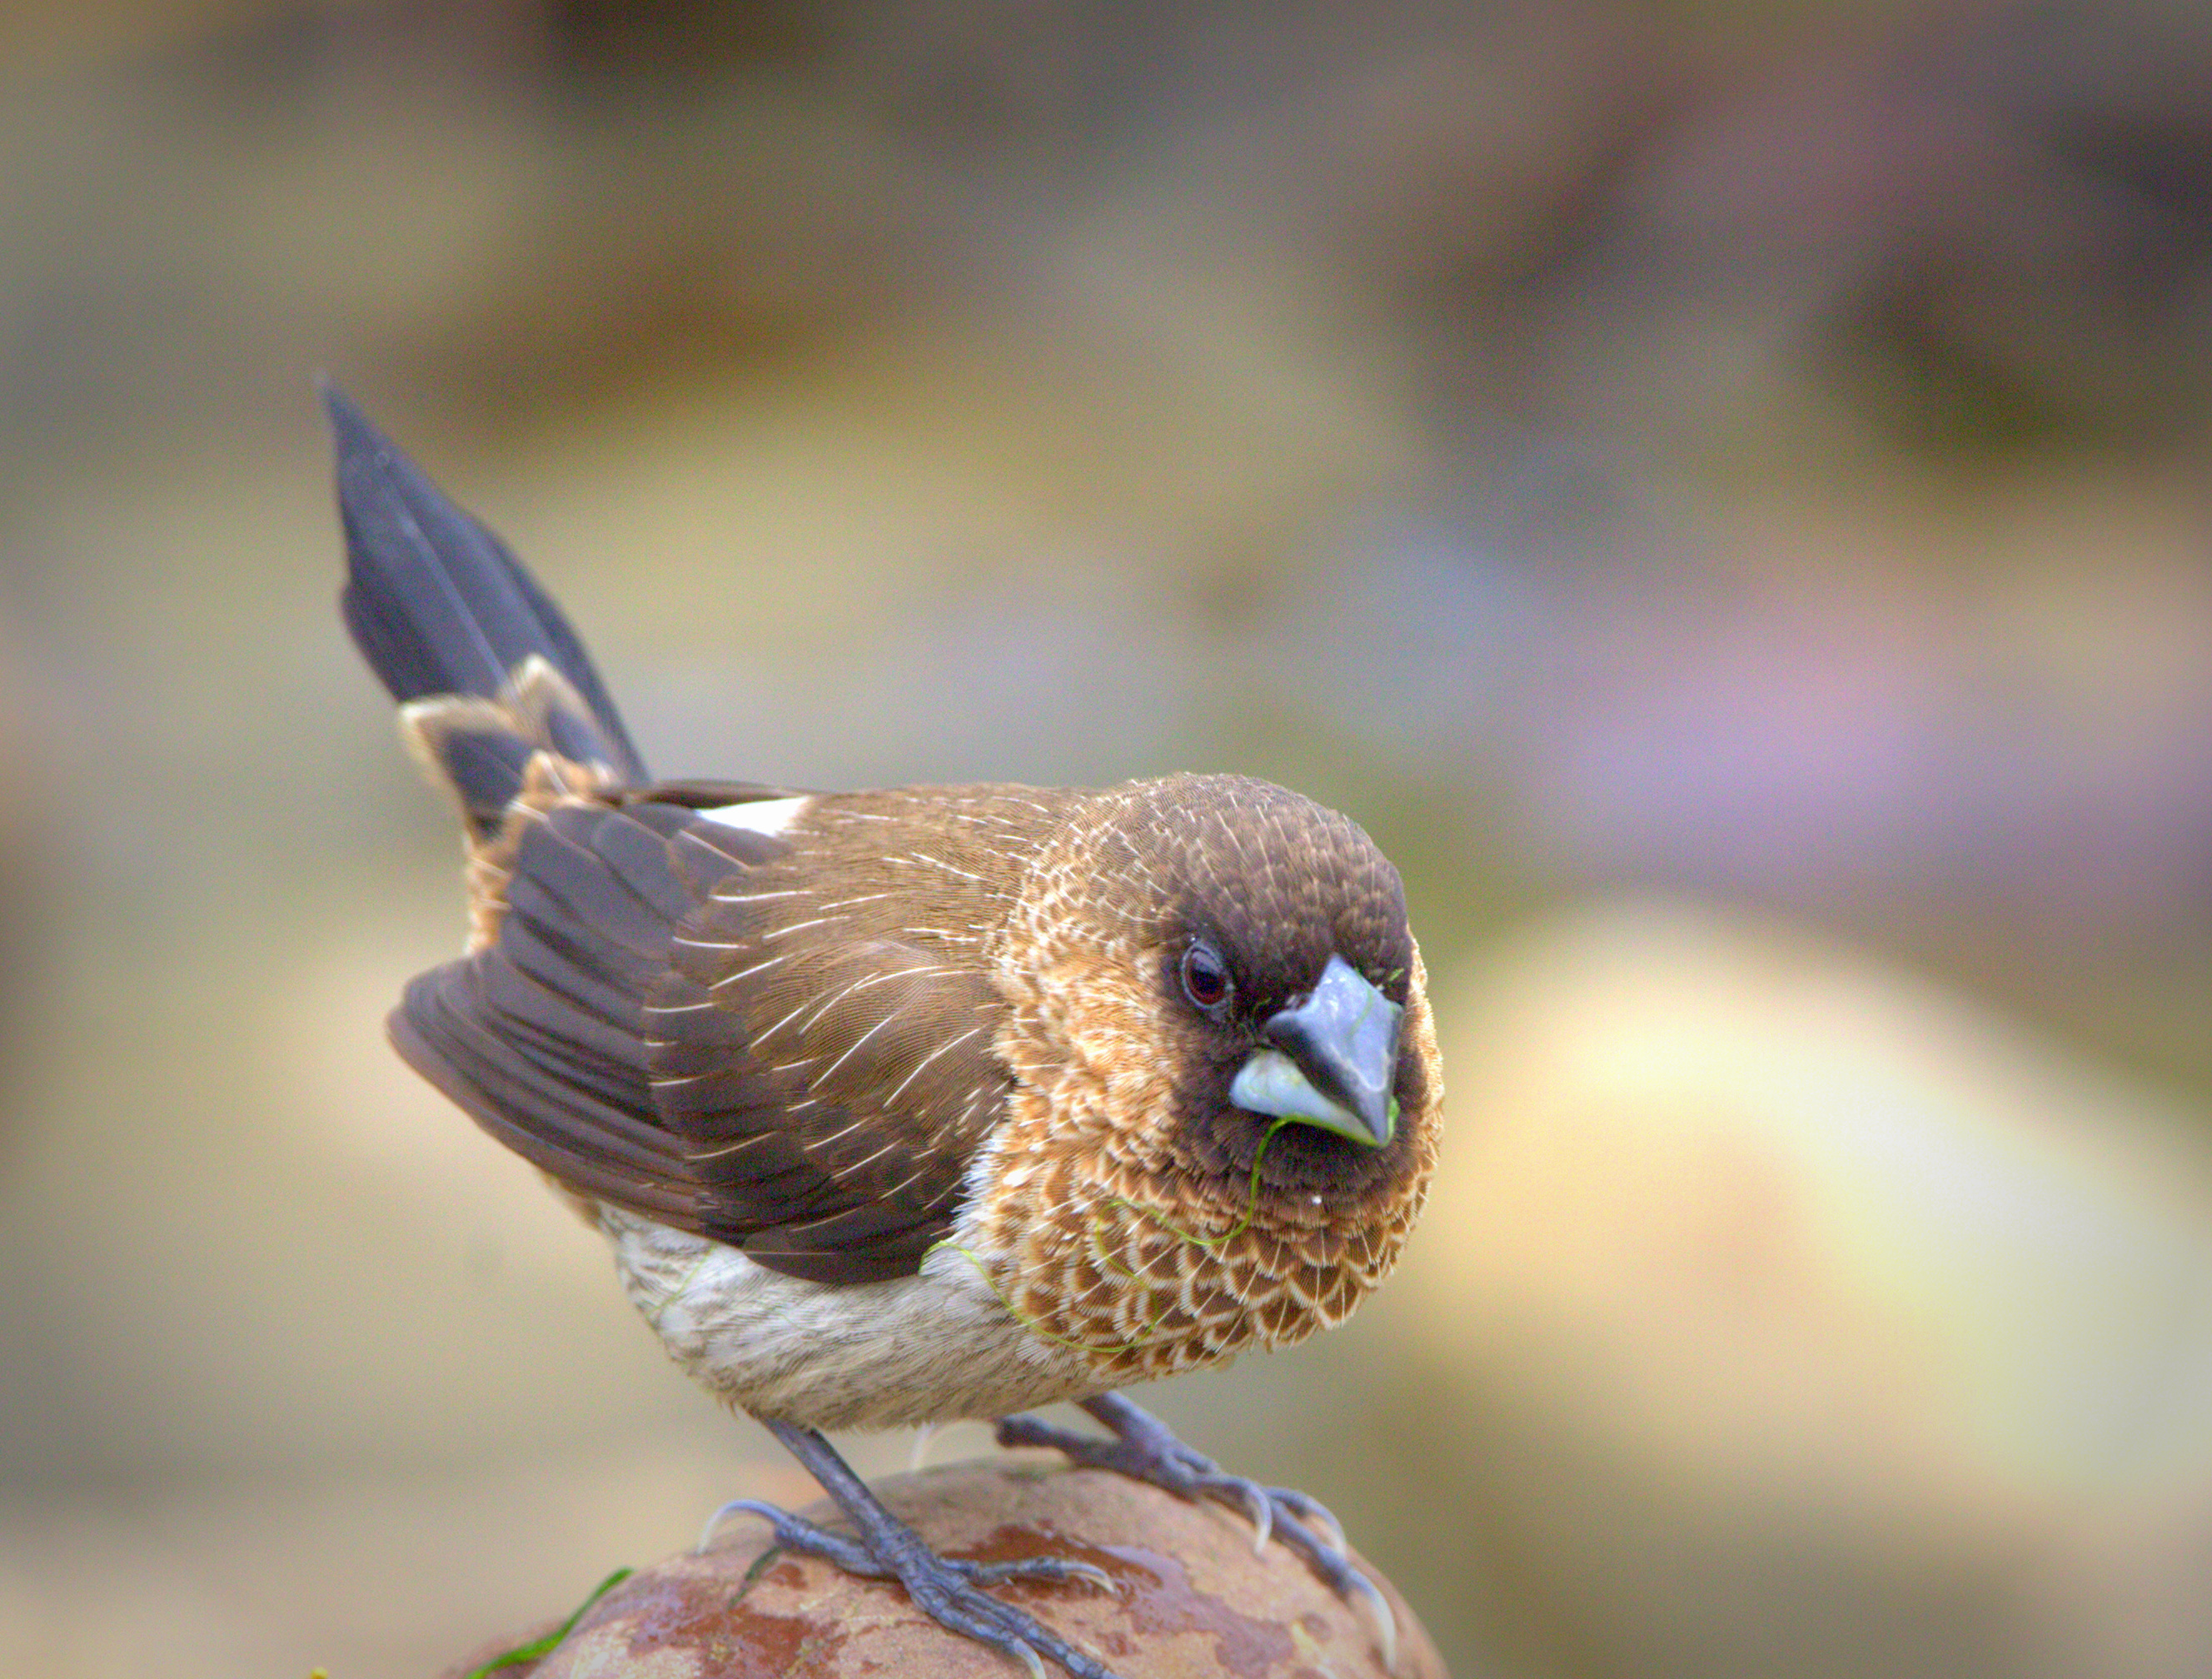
(391, 783, 1059, 1285)
(650, 785, 1070, 1283)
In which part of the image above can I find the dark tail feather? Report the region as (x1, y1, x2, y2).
(325, 384, 649, 825)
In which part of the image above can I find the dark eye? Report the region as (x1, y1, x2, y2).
(1179, 940, 1232, 1014)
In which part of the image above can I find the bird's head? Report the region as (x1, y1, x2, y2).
(1001, 773, 1435, 1215)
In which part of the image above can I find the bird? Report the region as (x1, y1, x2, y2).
(326, 385, 1442, 1679)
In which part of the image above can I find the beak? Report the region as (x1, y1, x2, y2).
(1228, 954, 1402, 1147)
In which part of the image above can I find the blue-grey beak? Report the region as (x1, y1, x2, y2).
(1228, 954, 1402, 1147)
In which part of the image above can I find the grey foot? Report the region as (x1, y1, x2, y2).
(996, 1392, 1397, 1671)
(716, 1420, 1123, 1679)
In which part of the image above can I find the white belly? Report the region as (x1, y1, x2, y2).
(597, 1207, 1104, 1431)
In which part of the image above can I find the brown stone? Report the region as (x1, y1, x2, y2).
(444, 1459, 1445, 1679)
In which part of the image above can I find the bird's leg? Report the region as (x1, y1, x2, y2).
(995, 1393, 1397, 1670)
(699, 1420, 1123, 1679)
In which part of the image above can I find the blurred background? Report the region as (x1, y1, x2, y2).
(4, 2, 2212, 1675)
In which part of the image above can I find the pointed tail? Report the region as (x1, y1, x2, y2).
(325, 384, 648, 833)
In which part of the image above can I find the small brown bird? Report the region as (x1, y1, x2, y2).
(328, 388, 1442, 1679)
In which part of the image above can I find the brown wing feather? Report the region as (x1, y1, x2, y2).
(388, 776, 1076, 1286)
(389, 785, 780, 1218)
(649, 785, 1074, 1281)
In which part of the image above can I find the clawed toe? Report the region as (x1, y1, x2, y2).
(955, 1555, 1121, 1595)
(697, 1498, 888, 1576)
(701, 1447, 1124, 1679)
(1265, 1482, 1348, 1554)
(999, 1394, 1393, 1669)
(1337, 1566, 1399, 1672)
(1178, 1467, 1277, 1552)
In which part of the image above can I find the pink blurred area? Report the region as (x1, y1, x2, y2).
(4, 2, 2212, 1676)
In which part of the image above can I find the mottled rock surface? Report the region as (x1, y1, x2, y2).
(445, 1459, 1442, 1679)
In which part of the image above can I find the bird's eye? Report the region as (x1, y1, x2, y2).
(1179, 940, 1232, 1013)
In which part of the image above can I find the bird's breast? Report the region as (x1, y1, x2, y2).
(959, 1092, 1414, 1386)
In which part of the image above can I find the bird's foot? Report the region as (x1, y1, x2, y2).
(996, 1392, 1397, 1672)
(700, 1498, 1117, 1677)
(700, 1497, 1115, 1595)
(714, 1421, 1124, 1679)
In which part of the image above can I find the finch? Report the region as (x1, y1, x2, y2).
(327, 386, 1441, 1679)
